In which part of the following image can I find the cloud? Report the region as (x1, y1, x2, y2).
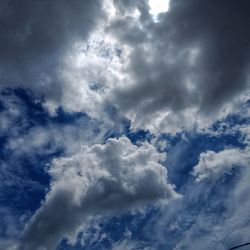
(0, 1, 250, 249)
(1, 0, 249, 134)
(142, 151, 250, 249)
(111, 238, 151, 250)
(192, 147, 250, 182)
(142, 120, 250, 249)
(107, 0, 250, 133)
(18, 136, 178, 250)
(0, 0, 106, 114)
(0, 0, 104, 65)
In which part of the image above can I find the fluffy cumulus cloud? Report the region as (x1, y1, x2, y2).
(192, 147, 250, 182)
(0, 0, 250, 249)
(18, 137, 177, 250)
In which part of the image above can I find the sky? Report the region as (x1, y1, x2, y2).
(0, 0, 250, 249)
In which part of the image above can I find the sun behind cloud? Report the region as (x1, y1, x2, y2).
(148, 0, 170, 20)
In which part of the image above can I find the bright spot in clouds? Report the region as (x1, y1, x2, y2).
(148, 0, 169, 18)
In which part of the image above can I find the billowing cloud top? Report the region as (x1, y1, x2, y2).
(192, 147, 250, 182)
(19, 137, 177, 250)
(0, 0, 250, 249)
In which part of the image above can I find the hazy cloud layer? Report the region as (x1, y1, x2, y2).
(19, 137, 177, 250)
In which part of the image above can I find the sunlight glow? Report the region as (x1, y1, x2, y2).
(148, 0, 169, 20)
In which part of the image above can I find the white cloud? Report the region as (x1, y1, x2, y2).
(192, 147, 250, 182)
(148, 0, 169, 22)
(168, 163, 250, 249)
(0, 1, 249, 249)
(40, 36, 124, 116)
(19, 136, 178, 250)
(142, 141, 250, 249)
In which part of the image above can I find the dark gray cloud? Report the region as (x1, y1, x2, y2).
(0, 0, 105, 113)
(164, 0, 250, 109)
(108, 0, 250, 132)
(1, 0, 248, 132)
(0, 0, 103, 65)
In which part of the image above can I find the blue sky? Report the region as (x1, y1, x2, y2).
(0, 1, 250, 250)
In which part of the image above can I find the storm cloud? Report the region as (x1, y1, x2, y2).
(108, 0, 250, 132)
(1, 0, 249, 133)
(0, 0, 106, 113)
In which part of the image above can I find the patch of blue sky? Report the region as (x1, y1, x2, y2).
(57, 208, 159, 250)
(102, 105, 154, 145)
(155, 100, 249, 190)
(88, 82, 104, 92)
(62, 99, 250, 249)
(143, 166, 246, 249)
(0, 87, 103, 243)
(12, 88, 90, 126)
(165, 130, 245, 190)
(140, 115, 250, 248)
(0, 87, 249, 249)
